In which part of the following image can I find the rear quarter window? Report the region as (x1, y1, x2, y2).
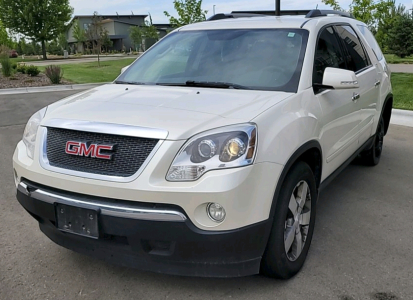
(357, 25, 384, 61)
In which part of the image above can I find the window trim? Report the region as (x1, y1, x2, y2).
(357, 24, 384, 61)
(333, 24, 373, 75)
(312, 24, 348, 85)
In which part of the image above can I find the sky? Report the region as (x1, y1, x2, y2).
(69, 0, 413, 23)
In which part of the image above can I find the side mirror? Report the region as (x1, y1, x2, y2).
(322, 67, 359, 89)
(121, 65, 130, 74)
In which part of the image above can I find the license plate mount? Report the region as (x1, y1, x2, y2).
(55, 203, 99, 239)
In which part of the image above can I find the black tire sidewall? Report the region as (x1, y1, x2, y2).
(261, 161, 318, 279)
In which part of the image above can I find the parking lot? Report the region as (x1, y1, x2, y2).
(1, 91, 412, 300)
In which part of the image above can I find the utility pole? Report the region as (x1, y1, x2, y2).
(275, 0, 281, 16)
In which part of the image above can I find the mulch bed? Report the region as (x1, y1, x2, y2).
(0, 73, 71, 89)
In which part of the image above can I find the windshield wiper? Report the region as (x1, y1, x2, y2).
(114, 80, 149, 85)
(157, 81, 250, 90)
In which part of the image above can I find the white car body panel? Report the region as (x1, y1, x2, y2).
(13, 14, 392, 232)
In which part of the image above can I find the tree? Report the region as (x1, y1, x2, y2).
(0, 0, 73, 59)
(85, 12, 108, 66)
(72, 20, 87, 53)
(164, 0, 208, 28)
(0, 20, 12, 47)
(129, 26, 144, 51)
(101, 30, 113, 53)
(322, 0, 342, 10)
(129, 15, 159, 52)
(387, 13, 413, 58)
(375, 2, 406, 51)
(57, 33, 68, 52)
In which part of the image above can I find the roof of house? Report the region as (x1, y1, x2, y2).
(72, 14, 147, 19)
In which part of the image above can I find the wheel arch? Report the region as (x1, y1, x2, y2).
(382, 93, 393, 136)
(268, 140, 323, 219)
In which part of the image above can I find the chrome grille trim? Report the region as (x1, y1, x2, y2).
(39, 120, 167, 182)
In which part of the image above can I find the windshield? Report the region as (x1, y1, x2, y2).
(117, 29, 309, 92)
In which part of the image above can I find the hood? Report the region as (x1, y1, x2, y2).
(44, 84, 293, 140)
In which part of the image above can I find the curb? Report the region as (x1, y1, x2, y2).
(0, 83, 109, 95)
(390, 109, 413, 128)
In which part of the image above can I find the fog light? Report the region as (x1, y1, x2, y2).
(207, 203, 226, 222)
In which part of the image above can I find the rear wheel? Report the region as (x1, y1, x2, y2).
(360, 116, 385, 166)
(261, 161, 317, 279)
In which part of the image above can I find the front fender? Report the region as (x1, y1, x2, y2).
(253, 89, 322, 166)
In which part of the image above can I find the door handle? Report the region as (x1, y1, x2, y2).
(374, 80, 381, 87)
(352, 93, 360, 102)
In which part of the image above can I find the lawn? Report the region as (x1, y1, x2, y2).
(391, 73, 413, 110)
(384, 54, 413, 64)
(38, 58, 136, 84)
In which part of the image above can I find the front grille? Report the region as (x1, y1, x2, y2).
(46, 128, 159, 177)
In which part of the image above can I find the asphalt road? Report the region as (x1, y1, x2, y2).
(1, 91, 413, 300)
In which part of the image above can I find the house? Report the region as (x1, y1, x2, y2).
(67, 14, 170, 53)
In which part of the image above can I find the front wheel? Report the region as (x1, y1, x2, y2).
(260, 161, 317, 279)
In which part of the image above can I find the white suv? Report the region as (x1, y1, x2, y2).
(13, 10, 393, 279)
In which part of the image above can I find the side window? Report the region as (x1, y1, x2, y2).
(357, 25, 384, 61)
(335, 25, 370, 72)
(313, 26, 346, 84)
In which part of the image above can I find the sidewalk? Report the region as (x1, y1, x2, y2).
(388, 64, 413, 73)
(391, 109, 413, 127)
(0, 83, 108, 95)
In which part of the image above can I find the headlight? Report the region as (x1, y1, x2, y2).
(166, 124, 257, 181)
(23, 107, 47, 159)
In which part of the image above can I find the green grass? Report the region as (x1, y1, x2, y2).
(391, 73, 413, 110)
(384, 54, 413, 64)
(38, 58, 136, 84)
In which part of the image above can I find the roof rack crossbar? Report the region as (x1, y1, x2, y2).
(305, 9, 354, 19)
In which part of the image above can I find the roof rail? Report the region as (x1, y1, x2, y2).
(305, 9, 354, 19)
(207, 10, 354, 21)
(207, 13, 263, 21)
(231, 10, 311, 16)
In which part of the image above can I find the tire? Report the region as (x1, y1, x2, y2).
(360, 115, 385, 166)
(260, 161, 317, 279)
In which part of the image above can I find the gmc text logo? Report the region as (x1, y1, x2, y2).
(65, 141, 115, 160)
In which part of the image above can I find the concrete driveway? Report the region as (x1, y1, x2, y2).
(1, 91, 413, 300)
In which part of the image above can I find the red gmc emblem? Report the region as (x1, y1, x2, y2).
(65, 141, 115, 160)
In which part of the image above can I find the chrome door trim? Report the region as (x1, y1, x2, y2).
(17, 182, 187, 222)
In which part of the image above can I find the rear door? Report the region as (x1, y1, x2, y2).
(334, 25, 380, 145)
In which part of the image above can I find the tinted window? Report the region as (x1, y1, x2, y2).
(357, 25, 383, 61)
(313, 27, 346, 84)
(335, 25, 369, 72)
(118, 29, 309, 92)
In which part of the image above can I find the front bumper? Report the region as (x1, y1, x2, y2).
(16, 181, 272, 277)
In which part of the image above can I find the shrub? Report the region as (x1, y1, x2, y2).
(45, 65, 64, 84)
(17, 64, 27, 74)
(12, 63, 17, 70)
(26, 65, 40, 77)
(0, 54, 13, 77)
